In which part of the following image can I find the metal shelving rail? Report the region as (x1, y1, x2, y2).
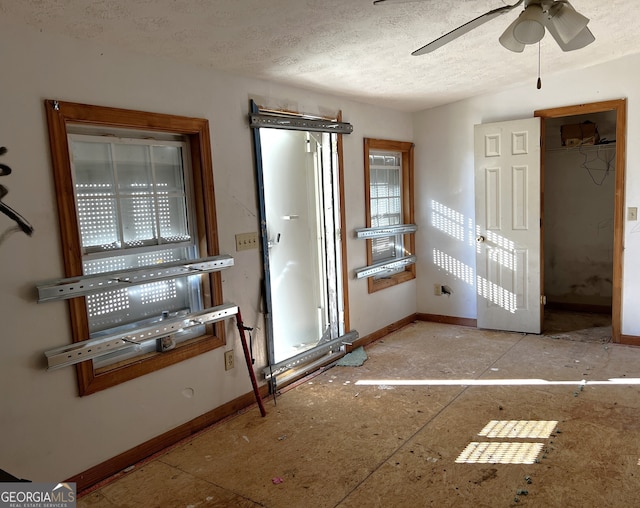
(37, 254, 266, 416)
(353, 224, 418, 279)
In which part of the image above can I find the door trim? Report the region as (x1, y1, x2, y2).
(336, 111, 351, 333)
(249, 100, 275, 365)
(534, 99, 626, 343)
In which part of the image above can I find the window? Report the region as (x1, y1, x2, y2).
(70, 134, 204, 367)
(369, 150, 403, 264)
(46, 100, 224, 395)
(363, 138, 415, 293)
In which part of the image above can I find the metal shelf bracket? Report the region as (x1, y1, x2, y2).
(36, 254, 234, 303)
(262, 330, 359, 380)
(44, 303, 239, 371)
(354, 255, 417, 279)
(354, 224, 417, 239)
(37, 250, 268, 417)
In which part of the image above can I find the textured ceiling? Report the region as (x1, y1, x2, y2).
(3, 0, 640, 112)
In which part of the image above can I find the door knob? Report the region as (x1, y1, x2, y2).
(476, 235, 485, 243)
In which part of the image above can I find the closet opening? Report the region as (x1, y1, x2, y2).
(536, 100, 626, 343)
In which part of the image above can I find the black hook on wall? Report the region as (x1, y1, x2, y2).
(0, 146, 34, 238)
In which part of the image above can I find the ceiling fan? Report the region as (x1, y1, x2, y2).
(373, 0, 595, 55)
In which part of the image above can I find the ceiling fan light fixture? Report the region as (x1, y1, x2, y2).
(512, 4, 546, 44)
(402, 0, 594, 56)
(546, 2, 589, 44)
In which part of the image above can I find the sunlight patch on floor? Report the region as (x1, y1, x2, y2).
(456, 442, 544, 465)
(478, 420, 558, 439)
(355, 378, 640, 387)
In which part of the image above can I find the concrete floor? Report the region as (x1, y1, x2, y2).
(79, 311, 640, 507)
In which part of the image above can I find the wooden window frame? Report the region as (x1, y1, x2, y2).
(45, 100, 225, 395)
(363, 138, 416, 293)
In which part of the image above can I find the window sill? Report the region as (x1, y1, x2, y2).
(368, 267, 416, 293)
(82, 329, 225, 395)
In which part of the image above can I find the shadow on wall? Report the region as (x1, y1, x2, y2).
(430, 199, 517, 313)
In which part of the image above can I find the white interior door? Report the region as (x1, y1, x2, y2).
(474, 117, 542, 333)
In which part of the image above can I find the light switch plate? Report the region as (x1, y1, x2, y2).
(628, 207, 638, 221)
(235, 232, 259, 251)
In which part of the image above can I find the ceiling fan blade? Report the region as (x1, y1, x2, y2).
(547, 24, 595, 51)
(412, 0, 525, 56)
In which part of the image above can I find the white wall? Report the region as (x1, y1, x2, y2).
(0, 21, 414, 481)
(414, 53, 640, 335)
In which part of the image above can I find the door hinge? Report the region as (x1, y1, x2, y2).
(541, 295, 547, 305)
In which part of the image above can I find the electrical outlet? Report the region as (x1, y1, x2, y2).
(434, 284, 442, 296)
(224, 349, 234, 370)
(235, 232, 259, 251)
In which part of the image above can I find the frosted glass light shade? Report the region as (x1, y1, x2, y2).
(546, 24, 595, 51)
(499, 15, 526, 52)
(547, 2, 589, 43)
(513, 4, 545, 44)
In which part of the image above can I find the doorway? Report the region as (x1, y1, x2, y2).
(535, 99, 626, 343)
(260, 128, 339, 363)
(250, 102, 353, 384)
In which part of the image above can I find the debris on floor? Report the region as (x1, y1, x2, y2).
(336, 346, 368, 367)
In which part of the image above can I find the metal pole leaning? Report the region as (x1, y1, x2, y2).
(235, 308, 267, 417)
